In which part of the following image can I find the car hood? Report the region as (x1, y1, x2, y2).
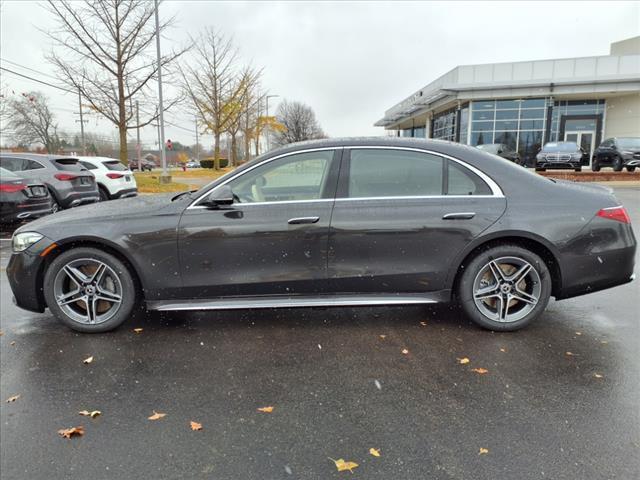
(16, 194, 183, 235)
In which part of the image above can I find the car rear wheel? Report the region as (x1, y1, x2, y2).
(43, 247, 136, 333)
(574, 167, 582, 172)
(98, 185, 110, 201)
(457, 244, 552, 331)
(591, 159, 601, 172)
(535, 167, 546, 172)
(613, 156, 624, 172)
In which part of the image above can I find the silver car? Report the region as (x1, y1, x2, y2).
(0, 153, 99, 211)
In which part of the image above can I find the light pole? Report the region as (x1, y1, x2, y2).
(265, 94, 279, 151)
(154, 0, 170, 183)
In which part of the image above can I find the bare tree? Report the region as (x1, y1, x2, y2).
(42, 0, 187, 162)
(180, 29, 244, 169)
(225, 67, 262, 166)
(8, 91, 61, 153)
(273, 100, 326, 146)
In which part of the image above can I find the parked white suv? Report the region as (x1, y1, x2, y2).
(78, 157, 138, 201)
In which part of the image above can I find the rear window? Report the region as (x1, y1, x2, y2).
(103, 161, 127, 171)
(53, 158, 87, 171)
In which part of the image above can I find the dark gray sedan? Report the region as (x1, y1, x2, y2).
(6, 138, 636, 333)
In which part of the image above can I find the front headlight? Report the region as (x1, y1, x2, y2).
(12, 232, 44, 252)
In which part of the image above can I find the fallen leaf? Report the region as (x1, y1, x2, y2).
(148, 410, 167, 420)
(190, 421, 202, 431)
(133, 328, 143, 334)
(401, 348, 409, 355)
(458, 357, 470, 364)
(471, 368, 489, 374)
(79, 410, 101, 418)
(369, 447, 381, 457)
(575, 332, 582, 336)
(329, 458, 359, 473)
(58, 426, 84, 439)
(565, 351, 574, 356)
(10, 341, 16, 346)
(6, 394, 20, 403)
(0, 330, 4, 336)
(420, 321, 427, 326)
(83, 356, 93, 364)
(257, 406, 274, 413)
(379, 335, 386, 339)
(594, 373, 603, 378)
(499, 348, 506, 353)
(600, 340, 608, 344)
(479, 447, 489, 455)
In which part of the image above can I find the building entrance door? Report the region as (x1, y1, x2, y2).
(565, 131, 595, 165)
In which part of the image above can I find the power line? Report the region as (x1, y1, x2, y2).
(0, 66, 74, 93)
(0, 58, 61, 82)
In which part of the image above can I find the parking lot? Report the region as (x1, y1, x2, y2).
(0, 186, 638, 479)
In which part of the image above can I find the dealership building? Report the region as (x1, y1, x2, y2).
(375, 36, 640, 166)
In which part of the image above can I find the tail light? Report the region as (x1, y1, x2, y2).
(54, 173, 79, 181)
(106, 173, 125, 179)
(597, 206, 631, 224)
(0, 182, 27, 193)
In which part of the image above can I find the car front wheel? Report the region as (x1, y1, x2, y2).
(43, 247, 136, 333)
(457, 244, 552, 331)
(613, 156, 624, 172)
(626, 166, 636, 173)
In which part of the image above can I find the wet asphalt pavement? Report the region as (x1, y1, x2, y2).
(0, 187, 638, 480)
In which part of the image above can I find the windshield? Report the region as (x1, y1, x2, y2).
(542, 142, 579, 152)
(103, 160, 127, 171)
(617, 138, 640, 149)
(477, 144, 500, 153)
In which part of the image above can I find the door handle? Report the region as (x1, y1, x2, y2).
(288, 216, 320, 224)
(442, 212, 476, 220)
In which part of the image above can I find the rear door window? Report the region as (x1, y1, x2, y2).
(347, 149, 444, 198)
(53, 158, 87, 171)
(0, 157, 26, 171)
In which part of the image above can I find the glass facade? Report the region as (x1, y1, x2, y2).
(431, 108, 457, 141)
(396, 97, 605, 167)
(466, 98, 547, 166)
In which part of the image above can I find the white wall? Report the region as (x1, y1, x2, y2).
(604, 94, 640, 138)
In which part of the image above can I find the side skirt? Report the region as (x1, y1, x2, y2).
(146, 291, 450, 312)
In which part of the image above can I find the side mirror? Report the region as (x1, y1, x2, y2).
(204, 185, 234, 208)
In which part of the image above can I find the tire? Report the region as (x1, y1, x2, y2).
(535, 167, 546, 172)
(457, 244, 552, 331)
(98, 185, 110, 201)
(626, 166, 636, 173)
(613, 156, 624, 172)
(43, 247, 136, 333)
(591, 159, 601, 172)
(48, 189, 61, 213)
(574, 167, 582, 172)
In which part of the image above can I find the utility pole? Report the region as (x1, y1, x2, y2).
(265, 94, 279, 152)
(77, 87, 86, 156)
(154, 0, 170, 183)
(136, 100, 141, 167)
(194, 116, 199, 162)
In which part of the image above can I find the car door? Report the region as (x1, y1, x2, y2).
(177, 148, 341, 299)
(327, 147, 506, 294)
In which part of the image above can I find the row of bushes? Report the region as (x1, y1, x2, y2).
(200, 158, 229, 169)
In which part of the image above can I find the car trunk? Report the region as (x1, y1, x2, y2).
(53, 158, 96, 192)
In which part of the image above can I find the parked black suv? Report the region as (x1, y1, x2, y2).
(476, 143, 522, 164)
(535, 142, 586, 172)
(592, 137, 640, 172)
(0, 153, 99, 211)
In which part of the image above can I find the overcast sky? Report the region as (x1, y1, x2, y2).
(1, 0, 639, 150)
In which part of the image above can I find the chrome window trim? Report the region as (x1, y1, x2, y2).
(186, 144, 504, 210)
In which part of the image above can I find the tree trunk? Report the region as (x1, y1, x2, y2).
(243, 134, 251, 162)
(214, 131, 220, 170)
(118, 124, 127, 165)
(230, 134, 237, 167)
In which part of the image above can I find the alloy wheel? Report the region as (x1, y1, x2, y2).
(53, 258, 123, 325)
(472, 256, 541, 323)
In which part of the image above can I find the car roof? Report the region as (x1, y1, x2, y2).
(0, 152, 78, 161)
